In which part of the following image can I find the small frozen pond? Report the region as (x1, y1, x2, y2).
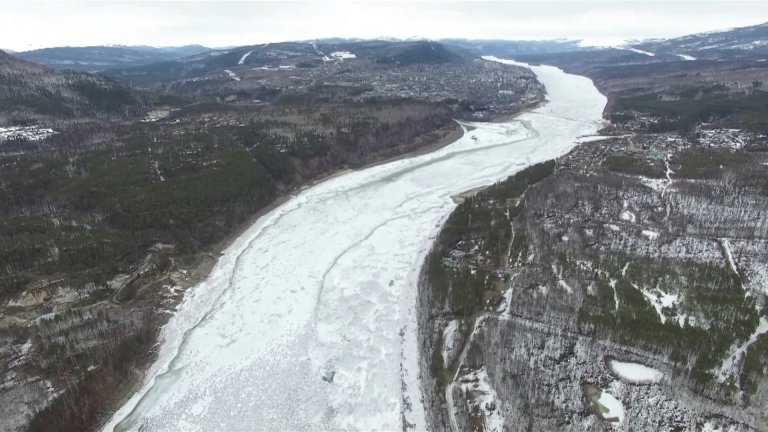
(609, 359, 663, 384)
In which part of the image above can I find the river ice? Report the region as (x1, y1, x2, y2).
(103, 57, 606, 431)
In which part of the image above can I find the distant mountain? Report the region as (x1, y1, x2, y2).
(16, 45, 210, 71)
(368, 40, 467, 64)
(630, 21, 768, 60)
(127, 44, 211, 57)
(0, 50, 152, 123)
(104, 40, 471, 87)
(443, 39, 588, 57)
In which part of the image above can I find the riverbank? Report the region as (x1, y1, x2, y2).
(419, 57, 768, 432)
(415, 58, 607, 431)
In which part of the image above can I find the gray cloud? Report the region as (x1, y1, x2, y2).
(2, 0, 767, 51)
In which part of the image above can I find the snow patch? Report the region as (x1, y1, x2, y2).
(223, 69, 240, 81)
(720, 238, 739, 276)
(0, 125, 56, 142)
(641, 229, 659, 240)
(442, 320, 460, 366)
(677, 54, 696, 61)
(330, 51, 357, 60)
(623, 47, 655, 56)
(639, 286, 684, 325)
(457, 368, 505, 432)
(496, 286, 514, 314)
(619, 211, 635, 222)
(609, 359, 663, 383)
(587, 383, 625, 424)
(237, 50, 254, 65)
(558, 279, 573, 294)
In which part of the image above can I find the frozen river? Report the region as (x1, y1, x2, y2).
(105, 58, 606, 431)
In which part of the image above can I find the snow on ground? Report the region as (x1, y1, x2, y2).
(619, 200, 636, 223)
(637, 176, 666, 193)
(677, 54, 697, 61)
(252, 65, 296, 71)
(442, 319, 460, 366)
(720, 238, 739, 276)
(702, 420, 742, 432)
(457, 367, 505, 432)
(639, 286, 687, 325)
(553, 264, 573, 293)
(0, 125, 56, 142)
(743, 261, 768, 296)
(330, 51, 356, 60)
(223, 69, 240, 81)
(103, 58, 606, 432)
(623, 47, 655, 56)
(638, 155, 675, 197)
(641, 229, 659, 240)
(619, 211, 635, 222)
(237, 50, 253, 65)
(558, 279, 573, 294)
(576, 135, 607, 143)
(497, 286, 514, 313)
(605, 224, 620, 231)
(716, 316, 768, 382)
(698, 128, 748, 150)
(609, 359, 663, 383)
(595, 386, 625, 423)
(152, 160, 165, 182)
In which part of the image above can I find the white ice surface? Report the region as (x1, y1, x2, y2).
(103, 57, 606, 432)
(609, 359, 663, 383)
(596, 388, 625, 423)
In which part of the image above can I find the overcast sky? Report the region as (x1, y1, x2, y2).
(2, 0, 768, 51)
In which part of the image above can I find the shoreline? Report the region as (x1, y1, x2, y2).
(416, 59, 608, 432)
(208, 121, 466, 259)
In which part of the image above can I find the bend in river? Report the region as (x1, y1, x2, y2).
(104, 58, 607, 431)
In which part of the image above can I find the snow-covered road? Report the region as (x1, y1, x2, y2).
(104, 58, 606, 431)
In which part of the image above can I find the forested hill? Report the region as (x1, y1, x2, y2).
(16, 45, 210, 71)
(0, 51, 152, 124)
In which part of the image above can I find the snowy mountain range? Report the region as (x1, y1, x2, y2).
(630, 21, 768, 60)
